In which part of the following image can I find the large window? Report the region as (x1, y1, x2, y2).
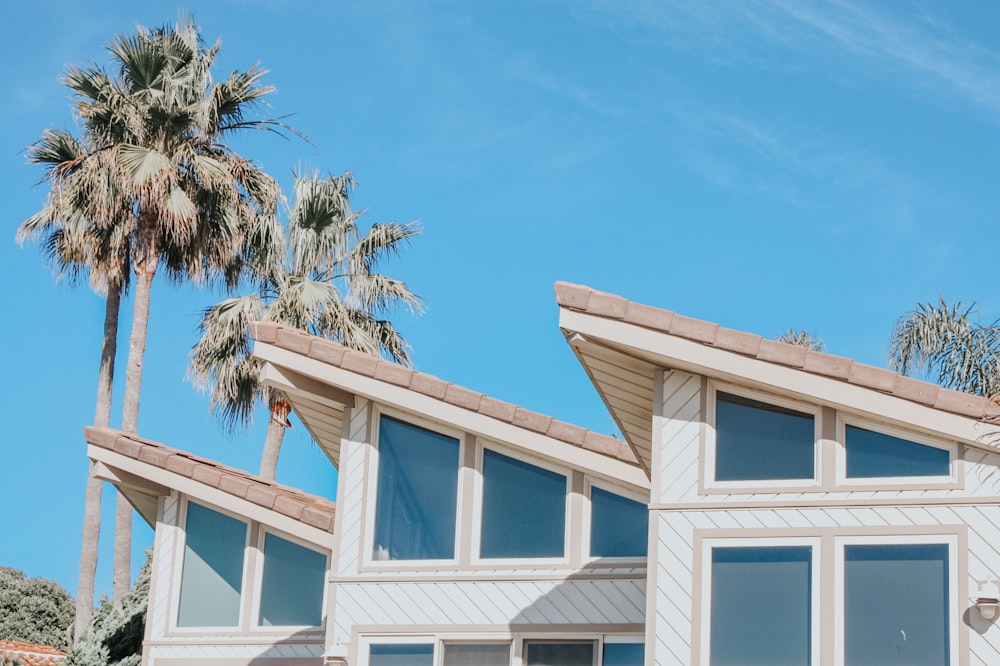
(714, 391, 815, 482)
(258, 532, 326, 627)
(373, 416, 460, 560)
(480, 449, 567, 559)
(177, 502, 247, 627)
(843, 544, 949, 665)
(590, 486, 647, 558)
(709, 546, 812, 666)
(844, 425, 950, 479)
(703, 537, 955, 666)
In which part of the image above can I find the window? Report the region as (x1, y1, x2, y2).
(843, 544, 949, 665)
(176, 502, 247, 627)
(369, 644, 434, 666)
(480, 449, 567, 559)
(709, 546, 812, 666)
(602, 642, 644, 666)
(373, 416, 460, 560)
(702, 536, 956, 666)
(844, 425, 950, 479)
(524, 641, 596, 666)
(441, 643, 511, 666)
(714, 391, 815, 482)
(590, 486, 647, 558)
(258, 532, 326, 626)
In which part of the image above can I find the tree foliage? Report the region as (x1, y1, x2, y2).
(188, 170, 421, 478)
(888, 298, 1000, 397)
(775, 328, 826, 352)
(0, 567, 74, 651)
(64, 553, 150, 666)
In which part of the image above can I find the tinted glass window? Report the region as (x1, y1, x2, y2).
(370, 644, 434, 666)
(373, 416, 460, 560)
(845, 426, 950, 478)
(442, 643, 511, 666)
(481, 450, 566, 558)
(590, 487, 647, 558)
(258, 533, 326, 626)
(177, 502, 246, 627)
(715, 392, 814, 481)
(845, 544, 949, 665)
(710, 546, 812, 666)
(524, 641, 594, 666)
(603, 643, 644, 666)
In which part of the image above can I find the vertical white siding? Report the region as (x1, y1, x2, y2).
(335, 399, 371, 579)
(149, 493, 180, 639)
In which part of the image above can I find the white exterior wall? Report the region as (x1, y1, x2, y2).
(649, 369, 1000, 666)
(326, 400, 647, 665)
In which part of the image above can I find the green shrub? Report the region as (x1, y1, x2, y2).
(0, 567, 74, 651)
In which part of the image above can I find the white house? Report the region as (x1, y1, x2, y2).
(86, 283, 1000, 665)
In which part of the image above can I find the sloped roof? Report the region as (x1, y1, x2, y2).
(556, 281, 997, 420)
(0, 641, 66, 666)
(84, 427, 335, 533)
(252, 322, 640, 468)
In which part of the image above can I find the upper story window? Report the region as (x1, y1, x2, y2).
(257, 532, 327, 627)
(844, 424, 951, 479)
(589, 485, 647, 558)
(480, 449, 567, 559)
(372, 415, 460, 561)
(177, 502, 247, 628)
(714, 391, 816, 482)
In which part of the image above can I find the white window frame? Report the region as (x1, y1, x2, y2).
(249, 526, 329, 633)
(833, 533, 959, 666)
(835, 415, 960, 488)
(704, 382, 823, 490)
(698, 536, 822, 666)
(361, 634, 437, 666)
(363, 407, 467, 568)
(169, 497, 251, 634)
(472, 440, 572, 566)
(437, 637, 514, 666)
(582, 477, 649, 564)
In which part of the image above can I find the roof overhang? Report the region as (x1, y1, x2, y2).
(255, 341, 651, 491)
(560, 307, 999, 453)
(87, 438, 336, 549)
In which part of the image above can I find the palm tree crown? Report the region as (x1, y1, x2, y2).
(189, 170, 421, 479)
(888, 298, 1000, 398)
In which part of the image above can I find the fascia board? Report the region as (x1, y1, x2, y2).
(87, 445, 336, 549)
(254, 343, 650, 491)
(560, 308, 997, 451)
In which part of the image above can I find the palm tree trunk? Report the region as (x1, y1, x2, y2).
(115, 259, 155, 601)
(259, 400, 290, 481)
(76, 281, 122, 636)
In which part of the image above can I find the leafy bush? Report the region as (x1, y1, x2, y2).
(0, 567, 74, 650)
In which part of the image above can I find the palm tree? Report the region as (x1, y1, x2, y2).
(19, 128, 132, 636)
(888, 298, 1000, 397)
(775, 329, 826, 352)
(189, 171, 421, 480)
(34, 17, 282, 605)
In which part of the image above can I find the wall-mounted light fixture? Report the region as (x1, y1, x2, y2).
(974, 581, 1000, 620)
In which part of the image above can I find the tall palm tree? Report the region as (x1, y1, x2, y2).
(43, 17, 282, 604)
(19, 128, 133, 636)
(888, 298, 1000, 397)
(189, 171, 421, 480)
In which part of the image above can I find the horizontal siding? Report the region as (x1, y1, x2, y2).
(333, 578, 645, 639)
(148, 642, 323, 661)
(653, 505, 1000, 666)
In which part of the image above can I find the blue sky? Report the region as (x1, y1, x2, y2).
(3, 0, 1000, 599)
